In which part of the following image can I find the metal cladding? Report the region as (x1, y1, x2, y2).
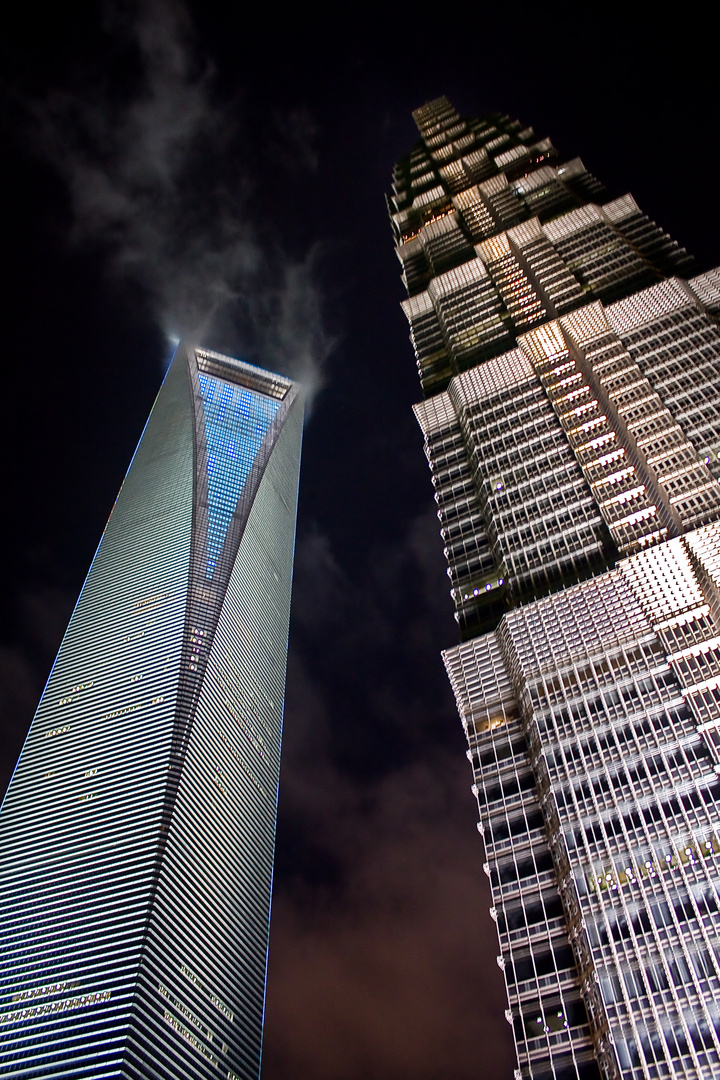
(392, 97, 720, 1080)
(0, 344, 303, 1078)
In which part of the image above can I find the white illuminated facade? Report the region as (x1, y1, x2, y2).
(0, 345, 303, 1079)
(391, 97, 720, 1080)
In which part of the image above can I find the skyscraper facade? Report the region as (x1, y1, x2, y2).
(0, 345, 303, 1078)
(390, 97, 720, 1080)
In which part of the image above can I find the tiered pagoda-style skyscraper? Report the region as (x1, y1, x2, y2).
(390, 96, 720, 1080)
(0, 345, 303, 1078)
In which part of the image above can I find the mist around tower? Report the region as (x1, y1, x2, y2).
(26, 0, 332, 403)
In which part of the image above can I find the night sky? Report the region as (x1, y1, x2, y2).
(1, 5, 718, 1078)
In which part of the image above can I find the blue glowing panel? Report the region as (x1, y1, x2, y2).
(198, 373, 281, 579)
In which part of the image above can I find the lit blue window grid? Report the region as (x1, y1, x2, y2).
(198, 373, 281, 579)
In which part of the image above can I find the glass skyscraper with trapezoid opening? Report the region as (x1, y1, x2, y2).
(390, 96, 720, 1080)
(0, 343, 303, 1079)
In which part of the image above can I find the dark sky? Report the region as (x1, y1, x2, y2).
(1, 5, 718, 1078)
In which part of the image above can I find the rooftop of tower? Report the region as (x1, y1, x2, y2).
(192, 346, 293, 399)
(389, 96, 693, 399)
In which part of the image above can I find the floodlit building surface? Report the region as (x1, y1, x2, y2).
(0, 345, 303, 1078)
(390, 96, 720, 1080)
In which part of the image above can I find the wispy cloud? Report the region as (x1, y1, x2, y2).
(30, 0, 332, 396)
